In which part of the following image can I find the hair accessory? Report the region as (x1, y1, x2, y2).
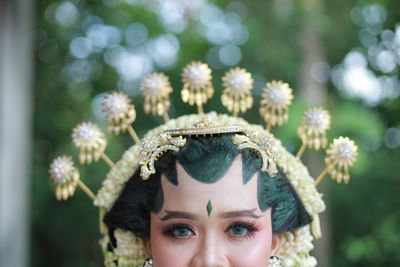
(49, 156, 79, 200)
(143, 120, 278, 178)
(232, 131, 278, 177)
(221, 67, 254, 116)
(181, 61, 213, 113)
(71, 122, 115, 167)
(164, 120, 247, 137)
(140, 72, 173, 122)
(139, 133, 187, 180)
(102, 91, 140, 143)
(268, 255, 282, 267)
(259, 80, 293, 131)
(315, 136, 358, 185)
(296, 107, 331, 158)
(49, 156, 95, 201)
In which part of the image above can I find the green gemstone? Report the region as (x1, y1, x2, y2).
(206, 200, 212, 216)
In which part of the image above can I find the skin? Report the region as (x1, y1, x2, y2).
(147, 155, 282, 267)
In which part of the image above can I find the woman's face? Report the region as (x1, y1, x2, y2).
(149, 155, 281, 267)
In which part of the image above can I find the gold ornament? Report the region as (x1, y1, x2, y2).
(141, 120, 278, 178)
(165, 120, 247, 137)
(72, 122, 115, 168)
(181, 61, 213, 113)
(315, 137, 358, 185)
(49, 156, 79, 200)
(140, 72, 172, 121)
(232, 130, 278, 177)
(221, 67, 254, 116)
(296, 107, 331, 158)
(259, 80, 293, 131)
(49, 156, 95, 201)
(139, 133, 187, 180)
(102, 91, 140, 144)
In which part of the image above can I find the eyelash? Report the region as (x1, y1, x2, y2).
(162, 221, 261, 240)
(163, 223, 195, 238)
(225, 221, 261, 240)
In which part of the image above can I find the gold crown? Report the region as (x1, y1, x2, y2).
(48, 61, 358, 267)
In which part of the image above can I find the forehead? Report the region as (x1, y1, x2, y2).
(160, 155, 260, 214)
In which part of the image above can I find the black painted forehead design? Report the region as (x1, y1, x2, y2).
(163, 134, 262, 185)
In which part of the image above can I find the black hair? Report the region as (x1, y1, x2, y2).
(104, 134, 311, 244)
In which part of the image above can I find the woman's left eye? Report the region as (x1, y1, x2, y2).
(228, 225, 249, 236)
(225, 221, 260, 238)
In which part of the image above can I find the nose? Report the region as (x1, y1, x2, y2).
(190, 232, 229, 267)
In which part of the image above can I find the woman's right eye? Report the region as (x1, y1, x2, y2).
(163, 224, 195, 238)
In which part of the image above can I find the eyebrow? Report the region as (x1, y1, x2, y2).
(159, 209, 262, 221)
(159, 210, 200, 221)
(218, 209, 262, 219)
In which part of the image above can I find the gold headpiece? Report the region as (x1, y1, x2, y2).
(49, 156, 79, 200)
(260, 80, 293, 131)
(140, 72, 173, 121)
(317, 136, 358, 185)
(181, 61, 213, 113)
(102, 92, 140, 143)
(232, 131, 278, 177)
(139, 133, 187, 180)
(296, 107, 331, 158)
(49, 156, 95, 201)
(221, 67, 254, 116)
(49, 61, 358, 267)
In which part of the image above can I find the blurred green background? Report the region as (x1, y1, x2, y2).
(32, 0, 400, 266)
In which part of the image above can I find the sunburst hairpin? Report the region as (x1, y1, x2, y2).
(72, 122, 115, 168)
(259, 80, 293, 131)
(102, 91, 140, 144)
(315, 136, 358, 185)
(296, 107, 331, 158)
(221, 67, 254, 117)
(181, 61, 213, 114)
(140, 72, 173, 122)
(49, 156, 95, 201)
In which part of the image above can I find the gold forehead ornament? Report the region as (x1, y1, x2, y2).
(139, 120, 279, 180)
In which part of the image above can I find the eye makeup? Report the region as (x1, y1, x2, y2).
(162, 223, 196, 238)
(161, 220, 262, 241)
(225, 220, 261, 240)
